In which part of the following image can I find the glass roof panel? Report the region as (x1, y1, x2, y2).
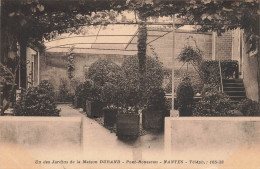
(45, 23, 193, 53)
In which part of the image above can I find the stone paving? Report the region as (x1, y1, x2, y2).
(58, 104, 165, 160)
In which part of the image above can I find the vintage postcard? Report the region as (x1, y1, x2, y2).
(0, 0, 260, 169)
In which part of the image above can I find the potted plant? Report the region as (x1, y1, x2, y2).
(101, 82, 118, 126)
(142, 87, 168, 130)
(84, 82, 104, 118)
(176, 75, 194, 116)
(74, 83, 85, 108)
(116, 80, 140, 138)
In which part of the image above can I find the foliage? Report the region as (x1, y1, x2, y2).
(58, 78, 72, 102)
(164, 69, 203, 96)
(137, 23, 147, 75)
(199, 60, 220, 87)
(176, 76, 194, 116)
(0, 63, 15, 86)
(101, 82, 121, 108)
(178, 45, 202, 66)
(66, 47, 75, 80)
(13, 81, 60, 116)
(87, 59, 123, 87)
(120, 55, 164, 110)
(121, 55, 164, 91)
(144, 87, 167, 111)
(193, 85, 234, 116)
(75, 79, 95, 101)
(70, 77, 82, 93)
(239, 98, 260, 116)
(2, 0, 259, 53)
(221, 60, 239, 79)
(115, 77, 141, 114)
(38, 80, 55, 96)
(199, 60, 239, 87)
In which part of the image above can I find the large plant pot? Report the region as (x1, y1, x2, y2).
(74, 96, 83, 108)
(142, 109, 165, 130)
(85, 100, 104, 118)
(103, 108, 117, 127)
(116, 113, 140, 137)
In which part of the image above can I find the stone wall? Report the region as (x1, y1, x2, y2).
(39, 52, 128, 90)
(147, 30, 213, 69)
(165, 117, 260, 160)
(242, 32, 259, 102)
(215, 31, 233, 60)
(0, 116, 83, 149)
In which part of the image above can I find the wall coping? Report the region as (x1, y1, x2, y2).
(0, 116, 82, 122)
(165, 117, 260, 121)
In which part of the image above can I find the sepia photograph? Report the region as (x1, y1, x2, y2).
(0, 0, 260, 169)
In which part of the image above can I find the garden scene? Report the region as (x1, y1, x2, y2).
(0, 0, 260, 169)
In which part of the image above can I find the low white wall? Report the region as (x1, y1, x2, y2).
(0, 116, 83, 149)
(165, 117, 260, 154)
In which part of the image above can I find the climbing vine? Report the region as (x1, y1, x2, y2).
(66, 46, 75, 80)
(137, 23, 148, 75)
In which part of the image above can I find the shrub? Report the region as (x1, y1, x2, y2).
(165, 70, 203, 95)
(239, 98, 260, 116)
(176, 76, 194, 116)
(121, 55, 164, 91)
(199, 60, 239, 86)
(199, 61, 220, 87)
(70, 77, 82, 93)
(39, 80, 55, 96)
(116, 77, 141, 114)
(86, 58, 123, 86)
(13, 81, 60, 116)
(221, 60, 239, 79)
(121, 55, 164, 110)
(193, 85, 234, 116)
(58, 78, 72, 102)
(75, 79, 99, 102)
(144, 87, 167, 111)
(101, 82, 120, 108)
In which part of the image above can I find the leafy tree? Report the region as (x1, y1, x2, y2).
(87, 59, 123, 87)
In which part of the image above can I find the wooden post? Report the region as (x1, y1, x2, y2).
(170, 15, 179, 117)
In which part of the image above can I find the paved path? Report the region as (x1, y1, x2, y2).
(58, 104, 165, 161)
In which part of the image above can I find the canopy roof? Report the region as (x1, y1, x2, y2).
(44, 19, 194, 55)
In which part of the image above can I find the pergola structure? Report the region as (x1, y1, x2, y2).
(44, 19, 180, 116)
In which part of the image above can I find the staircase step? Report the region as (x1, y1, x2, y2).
(223, 79, 243, 83)
(229, 96, 246, 101)
(223, 83, 244, 87)
(225, 91, 246, 97)
(223, 87, 245, 91)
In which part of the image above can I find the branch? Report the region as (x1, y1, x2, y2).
(0, 62, 16, 79)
